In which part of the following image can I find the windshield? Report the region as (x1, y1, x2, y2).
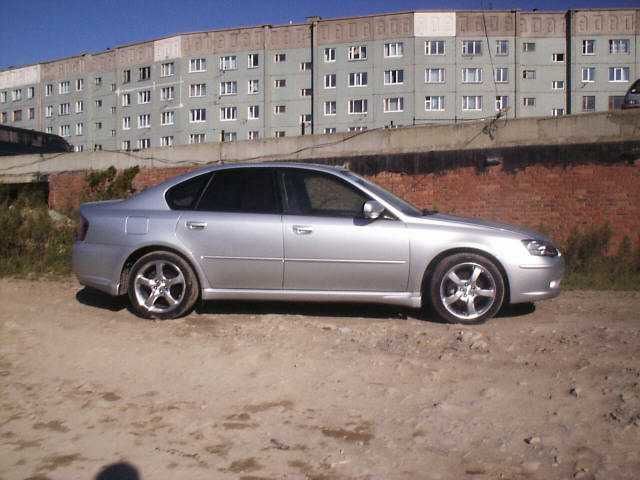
(343, 171, 425, 217)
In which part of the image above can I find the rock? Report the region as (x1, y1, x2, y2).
(470, 340, 489, 351)
(524, 436, 541, 445)
(338, 327, 352, 335)
(570, 387, 581, 397)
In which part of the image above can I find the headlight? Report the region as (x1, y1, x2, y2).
(522, 239, 559, 257)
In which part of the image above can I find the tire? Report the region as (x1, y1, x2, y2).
(429, 253, 505, 325)
(127, 251, 199, 320)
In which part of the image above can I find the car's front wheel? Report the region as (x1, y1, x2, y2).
(128, 251, 199, 320)
(429, 253, 505, 324)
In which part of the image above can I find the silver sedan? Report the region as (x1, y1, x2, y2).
(73, 163, 564, 324)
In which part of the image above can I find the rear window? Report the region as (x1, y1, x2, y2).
(165, 173, 212, 210)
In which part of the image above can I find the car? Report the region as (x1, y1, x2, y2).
(73, 162, 564, 324)
(622, 78, 640, 109)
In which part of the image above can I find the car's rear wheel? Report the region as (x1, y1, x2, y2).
(429, 253, 505, 324)
(128, 251, 199, 320)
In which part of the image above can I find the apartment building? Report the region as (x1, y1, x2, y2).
(0, 9, 638, 152)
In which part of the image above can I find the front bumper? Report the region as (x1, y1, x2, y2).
(509, 255, 565, 304)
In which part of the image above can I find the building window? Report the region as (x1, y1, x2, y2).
(111, 129, 116, 137)
(324, 101, 336, 116)
(95, 99, 102, 109)
(243, 80, 258, 96)
(190, 108, 206, 123)
(300, 88, 312, 97)
(248, 53, 259, 68)
(274, 53, 286, 63)
(348, 126, 367, 132)
(75, 122, 83, 135)
(425, 40, 445, 55)
(189, 133, 205, 144)
(495, 96, 508, 112)
(12, 89, 22, 101)
(496, 40, 508, 56)
(28, 107, 34, 120)
(552, 53, 565, 62)
(462, 68, 483, 83)
(275, 131, 285, 138)
(0, 91, 5, 103)
(523, 97, 536, 107)
(324, 73, 336, 89)
(45, 105, 53, 117)
(581, 67, 596, 83)
(121, 140, 131, 150)
(300, 61, 312, 71)
(189, 83, 206, 97)
(274, 105, 286, 114)
(300, 114, 312, 125)
(58, 81, 70, 94)
(111, 106, 116, 114)
(12, 109, 22, 122)
(494, 67, 509, 83)
(138, 66, 151, 81)
(523, 69, 536, 80)
(161, 86, 175, 101)
(75, 100, 83, 113)
(324, 48, 336, 62)
(462, 95, 482, 111)
(25, 87, 34, 99)
(582, 95, 596, 112)
(220, 81, 237, 95)
(161, 62, 175, 77)
(552, 80, 565, 90)
(348, 46, 367, 61)
(190, 58, 207, 72)
(58, 103, 70, 115)
(59, 124, 69, 137)
(138, 90, 151, 104)
(608, 96, 625, 110)
(462, 40, 482, 56)
(582, 40, 595, 55)
(160, 136, 174, 147)
(248, 105, 259, 119)
(248, 131, 260, 140)
(384, 69, 404, 85)
(348, 99, 368, 114)
(348, 72, 368, 87)
(384, 42, 403, 58)
(383, 97, 404, 113)
(95, 77, 102, 86)
(552, 108, 564, 117)
(219, 56, 237, 71)
(74, 79, 83, 91)
(45, 126, 52, 134)
(161, 111, 175, 126)
(425, 96, 445, 111)
(522, 42, 536, 52)
(324, 127, 336, 134)
(609, 39, 630, 54)
(45, 84, 53, 96)
(274, 79, 286, 88)
(137, 138, 151, 150)
(425, 67, 445, 83)
(609, 67, 629, 82)
(74, 145, 84, 152)
(122, 69, 131, 83)
(137, 113, 151, 128)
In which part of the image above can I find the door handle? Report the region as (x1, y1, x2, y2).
(186, 221, 207, 230)
(292, 225, 313, 235)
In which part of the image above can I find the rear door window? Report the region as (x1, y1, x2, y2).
(197, 168, 280, 214)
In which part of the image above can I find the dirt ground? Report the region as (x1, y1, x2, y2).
(0, 279, 639, 480)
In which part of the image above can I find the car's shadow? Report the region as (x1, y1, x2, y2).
(76, 286, 536, 323)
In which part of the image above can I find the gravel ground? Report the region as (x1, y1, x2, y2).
(0, 279, 639, 480)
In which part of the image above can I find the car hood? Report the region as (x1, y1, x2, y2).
(408, 212, 547, 240)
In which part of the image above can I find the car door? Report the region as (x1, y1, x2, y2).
(175, 168, 284, 290)
(281, 168, 410, 292)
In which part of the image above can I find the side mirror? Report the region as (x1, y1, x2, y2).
(363, 200, 385, 220)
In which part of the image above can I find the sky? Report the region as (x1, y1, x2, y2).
(1, 0, 638, 70)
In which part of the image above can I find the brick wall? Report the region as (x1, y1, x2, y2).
(49, 161, 640, 250)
